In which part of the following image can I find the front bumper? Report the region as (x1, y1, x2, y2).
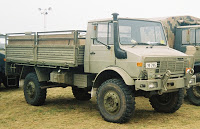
(135, 75, 196, 93)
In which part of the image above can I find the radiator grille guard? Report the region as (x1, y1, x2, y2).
(144, 57, 189, 77)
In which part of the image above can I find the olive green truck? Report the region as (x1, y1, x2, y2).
(5, 13, 195, 123)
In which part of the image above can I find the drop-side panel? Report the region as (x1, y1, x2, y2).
(6, 30, 86, 67)
(37, 45, 76, 66)
(6, 45, 34, 63)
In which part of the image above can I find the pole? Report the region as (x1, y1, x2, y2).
(44, 13, 46, 31)
(38, 7, 52, 32)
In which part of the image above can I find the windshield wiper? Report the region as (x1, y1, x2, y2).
(152, 42, 166, 46)
(132, 42, 150, 47)
(138, 43, 150, 45)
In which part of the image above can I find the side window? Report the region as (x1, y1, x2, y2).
(94, 23, 113, 45)
(190, 29, 195, 43)
(182, 29, 188, 44)
(182, 29, 195, 45)
(196, 29, 200, 43)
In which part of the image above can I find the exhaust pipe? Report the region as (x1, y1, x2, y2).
(112, 13, 127, 59)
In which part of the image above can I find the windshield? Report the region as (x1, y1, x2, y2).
(118, 19, 167, 46)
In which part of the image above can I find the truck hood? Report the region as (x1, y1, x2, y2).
(122, 46, 188, 57)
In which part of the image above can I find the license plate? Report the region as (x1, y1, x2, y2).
(146, 62, 157, 68)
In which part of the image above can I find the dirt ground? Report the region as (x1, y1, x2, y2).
(1, 83, 200, 129)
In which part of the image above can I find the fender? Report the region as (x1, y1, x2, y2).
(35, 67, 51, 82)
(93, 66, 134, 88)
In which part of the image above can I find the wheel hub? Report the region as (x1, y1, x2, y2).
(104, 91, 120, 114)
(26, 81, 36, 98)
(157, 93, 172, 105)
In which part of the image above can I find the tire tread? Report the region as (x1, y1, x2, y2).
(24, 73, 46, 106)
(149, 88, 184, 113)
(97, 79, 135, 123)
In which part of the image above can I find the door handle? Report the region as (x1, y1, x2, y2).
(90, 52, 95, 55)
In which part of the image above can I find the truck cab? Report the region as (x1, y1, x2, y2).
(85, 14, 194, 93)
(175, 25, 200, 69)
(174, 25, 200, 105)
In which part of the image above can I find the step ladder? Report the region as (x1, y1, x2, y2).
(7, 76, 19, 87)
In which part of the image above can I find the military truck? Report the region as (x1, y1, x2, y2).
(159, 16, 200, 105)
(5, 13, 195, 123)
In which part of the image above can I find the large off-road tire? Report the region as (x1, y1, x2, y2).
(187, 73, 200, 106)
(72, 87, 91, 101)
(187, 86, 200, 106)
(149, 88, 184, 113)
(24, 73, 47, 106)
(97, 79, 135, 123)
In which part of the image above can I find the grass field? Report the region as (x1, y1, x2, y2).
(1, 83, 200, 129)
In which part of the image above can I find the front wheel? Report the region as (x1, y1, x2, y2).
(187, 86, 200, 106)
(24, 73, 47, 106)
(97, 79, 135, 123)
(187, 73, 200, 106)
(149, 88, 184, 113)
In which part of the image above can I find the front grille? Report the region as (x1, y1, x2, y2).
(145, 58, 189, 74)
(158, 60, 188, 73)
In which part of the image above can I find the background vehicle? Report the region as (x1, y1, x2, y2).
(159, 16, 200, 105)
(0, 34, 8, 88)
(4, 13, 195, 123)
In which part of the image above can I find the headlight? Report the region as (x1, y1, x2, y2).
(148, 82, 158, 89)
(189, 78, 195, 84)
(146, 62, 157, 69)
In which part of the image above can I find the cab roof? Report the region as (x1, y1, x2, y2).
(88, 17, 162, 23)
(177, 25, 200, 29)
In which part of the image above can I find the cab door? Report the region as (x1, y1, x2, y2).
(89, 22, 115, 73)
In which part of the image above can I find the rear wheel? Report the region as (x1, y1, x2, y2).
(149, 88, 184, 113)
(187, 73, 200, 106)
(24, 73, 47, 106)
(72, 87, 91, 101)
(97, 79, 135, 123)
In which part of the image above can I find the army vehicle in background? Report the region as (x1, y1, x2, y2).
(4, 13, 195, 123)
(159, 16, 200, 105)
(0, 34, 8, 88)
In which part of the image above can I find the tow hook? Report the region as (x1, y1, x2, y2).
(159, 70, 171, 95)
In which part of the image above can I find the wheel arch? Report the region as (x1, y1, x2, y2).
(21, 66, 51, 82)
(93, 67, 134, 88)
(20, 66, 35, 79)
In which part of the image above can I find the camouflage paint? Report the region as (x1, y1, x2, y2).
(158, 16, 200, 48)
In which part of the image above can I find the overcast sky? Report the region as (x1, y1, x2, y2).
(0, 0, 199, 34)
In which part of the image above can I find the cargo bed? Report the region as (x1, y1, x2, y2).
(5, 30, 86, 68)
